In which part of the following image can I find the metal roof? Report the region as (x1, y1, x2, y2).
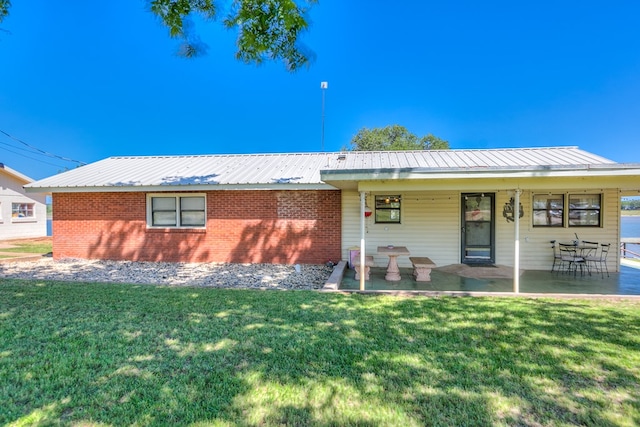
(25, 153, 337, 192)
(24, 147, 638, 193)
(322, 146, 616, 171)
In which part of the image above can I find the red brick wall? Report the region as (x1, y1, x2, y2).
(52, 190, 342, 264)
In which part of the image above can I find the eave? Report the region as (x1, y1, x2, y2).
(320, 164, 640, 191)
(24, 182, 338, 194)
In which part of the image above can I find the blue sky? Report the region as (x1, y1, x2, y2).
(1, 1, 640, 180)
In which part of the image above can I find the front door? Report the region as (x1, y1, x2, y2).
(461, 193, 495, 265)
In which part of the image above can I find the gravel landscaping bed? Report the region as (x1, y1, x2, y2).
(0, 258, 334, 290)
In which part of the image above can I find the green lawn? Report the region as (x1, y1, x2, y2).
(0, 241, 52, 254)
(2, 281, 640, 426)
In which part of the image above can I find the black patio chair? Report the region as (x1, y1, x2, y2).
(585, 243, 610, 278)
(550, 240, 562, 272)
(558, 243, 586, 276)
(580, 240, 599, 258)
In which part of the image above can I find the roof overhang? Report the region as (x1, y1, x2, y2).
(0, 163, 34, 184)
(320, 163, 640, 191)
(24, 182, 338, 193)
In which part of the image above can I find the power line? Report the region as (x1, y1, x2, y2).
(0, 128, 86, 166)
(0, 144, 70, 169)
(0, 138, 49, 155)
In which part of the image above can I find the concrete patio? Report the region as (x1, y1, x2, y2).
(339, 264, 640, 296)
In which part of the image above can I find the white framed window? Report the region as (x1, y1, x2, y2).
(147, 194, 206, 228)
(12, 202, 35, 219)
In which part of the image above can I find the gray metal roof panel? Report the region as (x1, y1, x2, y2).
(323, 147, 616, 171)
(25, 147, 627, 191)
(26, 153, 334, 190)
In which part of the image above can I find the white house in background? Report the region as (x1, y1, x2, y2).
(0, 163, 48, 240)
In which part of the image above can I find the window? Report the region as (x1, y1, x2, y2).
(533, 194, 602, 227)
(12, 203, 35, 219)
(569, 194, 601, 227)
(375, 195, 401, 223)
(148, 194, 206, 228)
(532, 194, 564, 227)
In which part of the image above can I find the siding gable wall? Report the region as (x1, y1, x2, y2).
(0, 169, 47, 239)
(342, 188, 620, 272)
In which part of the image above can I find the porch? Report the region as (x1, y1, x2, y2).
(338, 264, 640, 295)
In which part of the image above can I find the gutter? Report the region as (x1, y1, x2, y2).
(320, 163, 640, 181)
(24, 182, 339, 194)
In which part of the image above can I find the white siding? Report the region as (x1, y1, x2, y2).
(0, 171, 47, 240)
(342, 190, 460, 268)
(516, 188, 620, 272)
(342, 188, 621, 272)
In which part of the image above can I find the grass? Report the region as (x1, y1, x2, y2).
(1, 281, 640, 426)
(0, 241, 52, 254)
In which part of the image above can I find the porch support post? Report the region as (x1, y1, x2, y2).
(359, 191, 366, 291)
(513, 189, 521, 294)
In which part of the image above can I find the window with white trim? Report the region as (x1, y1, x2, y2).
(12, 202, 35, 219)
(147, 194, 206, 228)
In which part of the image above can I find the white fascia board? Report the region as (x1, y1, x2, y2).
(323, 166, 640, 182)
(357, 173, 640, 192)
(0, 165, 33, 184)
(24, 183, 338, 193)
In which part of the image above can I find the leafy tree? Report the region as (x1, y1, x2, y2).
(345, 125, 450, 151)
(622, 198, 640, 210)
(0, 0, 9, 28)
(0, 0, 316, 72)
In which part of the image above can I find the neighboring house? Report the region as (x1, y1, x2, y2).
(25, 147, 640, 273)
(0, 163, 48, 240)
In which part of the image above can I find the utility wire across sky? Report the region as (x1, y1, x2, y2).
(0, 128, 86, 171)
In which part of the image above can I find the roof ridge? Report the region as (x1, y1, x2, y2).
(109, 152, 337, 160)
(347, 146, 581, 153)
(108, 146, 583, 159)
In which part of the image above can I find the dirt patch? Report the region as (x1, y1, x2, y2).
(0, 237, 52, 262)
(0, 236, 52, 249)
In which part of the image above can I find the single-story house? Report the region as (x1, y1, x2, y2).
(1, 163, 48, 239)
(25, 147, 640, 276)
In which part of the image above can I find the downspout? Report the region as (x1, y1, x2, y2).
(360, 191, 366, 291)
(513, 189, 521, 293)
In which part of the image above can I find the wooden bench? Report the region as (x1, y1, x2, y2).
(410, 256, 436, 282)
(353, 255, 375, 280)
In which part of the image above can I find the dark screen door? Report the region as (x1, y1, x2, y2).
(461, 193, 495, 264)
